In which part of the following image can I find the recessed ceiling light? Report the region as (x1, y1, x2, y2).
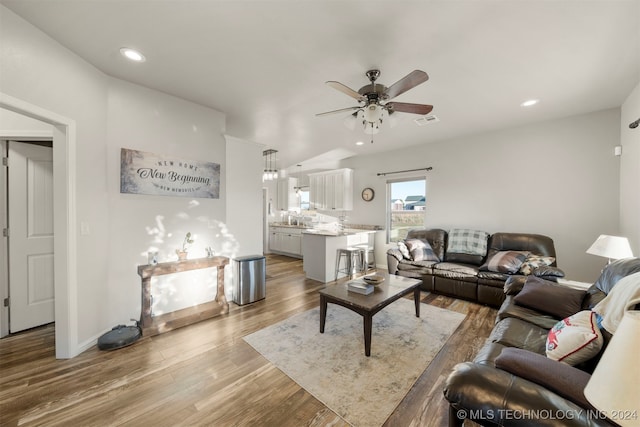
(356, 141, 364, 146)
(520, 99, 539, 107)
(120, 47, 146, 62)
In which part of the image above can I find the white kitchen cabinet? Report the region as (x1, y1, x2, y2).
(276, 177, 298, 211)
(308, 168, 353, 211)
(309, 174, 324, 210)
(269, 226, 303, 257)
(269, 231, 283, 252)
(283, 234, 302, 254)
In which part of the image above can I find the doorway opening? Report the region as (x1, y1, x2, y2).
(1, 93, 77, 358)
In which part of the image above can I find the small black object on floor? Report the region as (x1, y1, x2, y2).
(97, 323, 142, 350)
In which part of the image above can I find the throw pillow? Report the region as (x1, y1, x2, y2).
(480, 250, 530, 274)
(397, 241, 411, 259)
(532, 266, 565, 278)
(495, 347, 595, 410)
(446, 228, 489, 256)
(519, 254, 556, 275)
(513, 276, 586, 319)
(404, 239, 439, 262)
(546, 310, 604, 366)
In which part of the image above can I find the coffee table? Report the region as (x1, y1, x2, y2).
(319, 273, 422, 357)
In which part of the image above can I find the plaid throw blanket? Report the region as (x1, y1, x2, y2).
(447, 229, 489, 256)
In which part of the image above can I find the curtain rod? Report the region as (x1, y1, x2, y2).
(377, 167, 432, 177)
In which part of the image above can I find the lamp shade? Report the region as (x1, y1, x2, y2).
(586, 235, 634, 260)
(584, 311, 640, 427)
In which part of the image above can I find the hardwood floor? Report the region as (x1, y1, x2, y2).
(0, 255, 496, 427)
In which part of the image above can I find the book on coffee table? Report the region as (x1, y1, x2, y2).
(347, 280, 374, 295)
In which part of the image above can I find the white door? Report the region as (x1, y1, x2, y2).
(8, 141, 54, 332)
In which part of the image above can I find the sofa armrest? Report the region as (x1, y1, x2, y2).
(444, 362, 614, 427)
(533, 266, 565, 280)
(504, 276, 527, 295)
(387, 249, 402, 274)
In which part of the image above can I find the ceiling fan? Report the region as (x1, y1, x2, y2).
(316, 69, 433, 136)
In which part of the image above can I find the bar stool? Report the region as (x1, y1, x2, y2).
(335, 247, 365, 281)
(355, 243, 376, 272)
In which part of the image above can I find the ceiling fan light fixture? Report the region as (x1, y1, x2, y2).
(363, 104, 382, 123)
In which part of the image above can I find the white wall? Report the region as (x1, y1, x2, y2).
(105, 79, 228, 319)
(344, 109, 621, 282)
(620, 82, 640, 256)
(225, 135, 264, 260)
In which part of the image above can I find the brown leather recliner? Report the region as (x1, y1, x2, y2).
(444, 258, 640, 427)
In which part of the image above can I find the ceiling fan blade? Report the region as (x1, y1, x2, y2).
(316, 106, 362, 117)
(384, 70, 429, 101)
(386, 102, 433, 115)
(326, 81, 366, 101)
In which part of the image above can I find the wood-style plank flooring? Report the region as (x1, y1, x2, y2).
(0, 255, 496, 427)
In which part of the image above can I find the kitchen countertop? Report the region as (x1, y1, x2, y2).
(301, 229, 377, 237)
(269, 223, 309, 229)
(270, 223, 383, 232)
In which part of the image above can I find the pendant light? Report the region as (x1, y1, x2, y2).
(262, 149, 279, 181)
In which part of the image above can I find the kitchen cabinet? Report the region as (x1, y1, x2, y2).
(276, 177, 298, 211)
(269, 226, 303, 257)
(309, 174, 324, 210)
(308, 168, 353, 211)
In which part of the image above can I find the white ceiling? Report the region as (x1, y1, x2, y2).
(3, 0, 639, 171)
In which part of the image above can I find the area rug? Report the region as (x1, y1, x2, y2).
(243, 298, 465, 427)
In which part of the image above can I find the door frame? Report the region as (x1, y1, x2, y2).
(1, 92, 78, 359)
(263, 187, 269, 254)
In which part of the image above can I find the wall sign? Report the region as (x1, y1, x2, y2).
(120, 148, 220, 199)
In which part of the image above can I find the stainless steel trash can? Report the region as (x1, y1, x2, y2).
(233, 255, 266, 305)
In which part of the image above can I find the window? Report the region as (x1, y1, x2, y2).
(387, 178, 426, 242)
(299, 189, 310, 211)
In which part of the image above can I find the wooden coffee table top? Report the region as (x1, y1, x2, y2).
(319, 273, 421, 311)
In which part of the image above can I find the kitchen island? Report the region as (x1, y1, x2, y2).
(302, 229, 376, 283)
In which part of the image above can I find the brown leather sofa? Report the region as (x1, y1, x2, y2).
(387, 229, 561, 307)
(443, 258, 640, 427)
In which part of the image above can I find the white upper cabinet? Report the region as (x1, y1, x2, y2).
(308, 168, 353, 211)
(309, 174, 324, 210)
(276, 177, 298, 211)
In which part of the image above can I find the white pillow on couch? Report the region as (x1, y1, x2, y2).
(546, 310, 603, 366)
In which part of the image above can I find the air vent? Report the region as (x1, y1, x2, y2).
(414, 115, 440, 126)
